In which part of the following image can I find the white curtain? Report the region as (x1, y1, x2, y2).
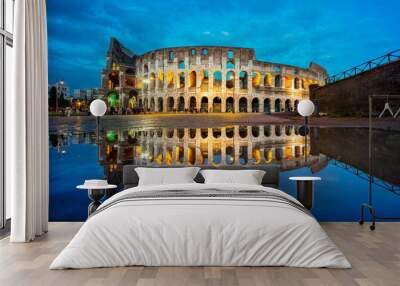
(9, 0, 49, 242)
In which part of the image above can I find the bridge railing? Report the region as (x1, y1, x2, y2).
(327, 49, 400, 84)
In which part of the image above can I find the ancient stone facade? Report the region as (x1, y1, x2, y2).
(101, 38, 327, 113)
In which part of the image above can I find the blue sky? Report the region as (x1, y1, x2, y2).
(47, 0, 400, 90)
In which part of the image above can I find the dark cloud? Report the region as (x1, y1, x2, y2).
(47, 0, 400, 90)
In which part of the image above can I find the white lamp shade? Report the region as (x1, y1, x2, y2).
(90, 99, 107, 117)
(297, 99, 315, 117)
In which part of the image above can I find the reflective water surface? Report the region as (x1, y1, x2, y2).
(50, 122, 400, 222)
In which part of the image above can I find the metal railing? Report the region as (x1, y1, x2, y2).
(327, 49, 400, 84)
(330, 159, 400, 194)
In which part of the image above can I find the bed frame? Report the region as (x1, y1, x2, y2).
(123, 165, 280, 189)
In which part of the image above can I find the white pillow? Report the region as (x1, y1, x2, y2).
(200, 169, 266, 185)
(135, 167, 201, 186)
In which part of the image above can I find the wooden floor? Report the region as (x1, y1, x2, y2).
(1, 222, 400, 286)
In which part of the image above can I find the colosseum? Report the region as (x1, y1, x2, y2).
(101, 38, 327, 114)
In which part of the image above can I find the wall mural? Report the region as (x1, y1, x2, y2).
(47, 1, 400, 223)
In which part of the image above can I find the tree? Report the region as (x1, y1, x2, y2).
(48, 86, 57, 110)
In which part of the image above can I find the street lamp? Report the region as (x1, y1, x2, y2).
(297, 99, 315, 127)
(90, 99, 107, 142)
(297, 99, 315, 162)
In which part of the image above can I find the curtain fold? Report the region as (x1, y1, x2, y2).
(9, 0, 49, 242)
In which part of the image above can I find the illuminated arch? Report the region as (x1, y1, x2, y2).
(189, 70, 196, 89)
(167, 71, 174, 88)
(239, 71, 248, 89)
(226, 71, 235, 89)
(252, 71, 261, 88)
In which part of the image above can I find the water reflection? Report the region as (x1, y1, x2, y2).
(49, 125, 400, 191)
(49, 124, 400, 221)
(97, 125, 312, 171)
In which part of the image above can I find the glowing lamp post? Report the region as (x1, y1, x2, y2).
(297, 99, 315, 127)
(297, 99, 315, 162)
(90, 99, 107, 142)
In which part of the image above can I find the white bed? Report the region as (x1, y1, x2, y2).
(50, 183, 351, 269)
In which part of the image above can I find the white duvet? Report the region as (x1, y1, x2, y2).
(50, 183, 351, 269)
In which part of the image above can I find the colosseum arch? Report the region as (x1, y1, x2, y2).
(226, 127, 234, 138)
(252, 126, 260, 137)
(239, 126, 247, 138)
(239, 146, 248, 165)
(187, 146, 195, 165)
(264, 98, 271, 113)
(177, 128, 185, 139)
(200, 97, 208, 112)
(264, 125, 271, 136)
(226, 146, 235, 165)
(264, 73, 272, 87)
(285, 99, 292, 112)
(294, 100, 299, 112)
(150, 98, 155, 112)
(294, 77, 300, 89)
(213, 128, 221, 138)
(157, 97, 163, 112)
(285, 125, 293, 136)
(213, 71, 222, 91)
(167, 71, 174, 88)
(189, 128, 196, 138)
(275, 98, 282, 112)
(189, 96, 196, 112)
(265, 149, 273, 163)
(200, 70, 209, 91)
(201, 128, 208, 138)
(150, 73, 156, 90)
(213, 97, 222, 112)
(158, 72, 164, 89)
(177, 96, 185, 112)
(226, 59, 235, 69)
(226, 97, 234, 112)
(251, 98, 259, 112)
(275, 74, 282, 88)
(226, 71, 235, 89)
(213, 144, 222, 165)
(189, 71, 196, 89)
(178, 72, 185, 89)
(252, 147, 262, 164)
(275, 148, 283, 161)
(239, 97, 248, 112)
(143, 98, 149, 111)
(167, 97, 174, 112)
(275, 125, 282, 136)
(143, 75, 149, 90)
(252, 71, 261, 88)
(144, 64, 149, 74)
(239, 71, 248, 89)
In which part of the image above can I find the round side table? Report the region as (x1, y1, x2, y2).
(77, 184, 117, 216)
(289, 176, 321, 210)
